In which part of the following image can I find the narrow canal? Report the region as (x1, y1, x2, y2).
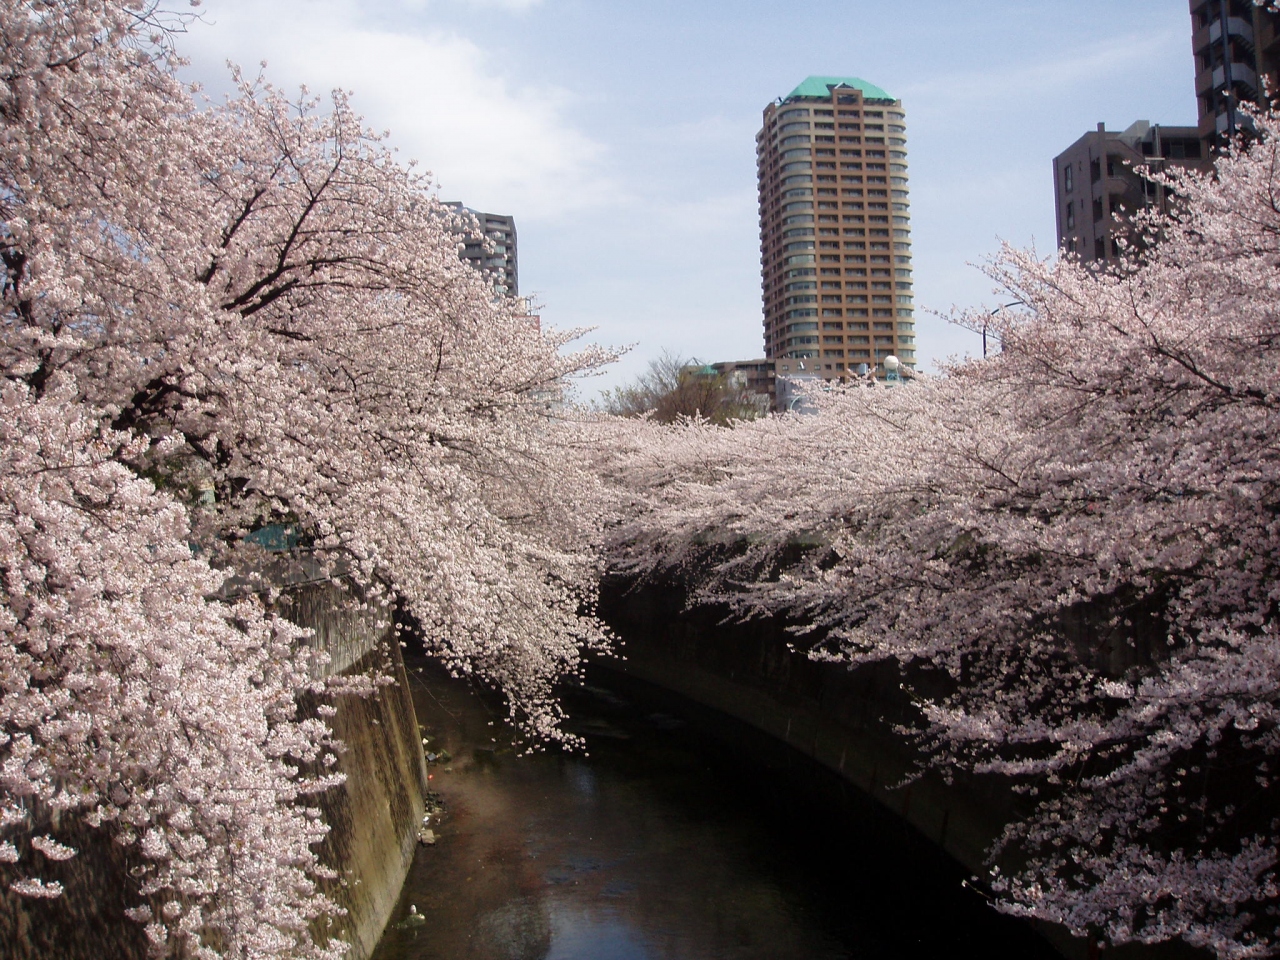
(372, 657, 1059, 960)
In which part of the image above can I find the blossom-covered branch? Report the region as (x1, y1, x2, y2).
(599, 108, 1280, 958)
(0, 0, 614, 954)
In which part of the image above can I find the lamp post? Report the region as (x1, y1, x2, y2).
(983, 301, 1024, 358)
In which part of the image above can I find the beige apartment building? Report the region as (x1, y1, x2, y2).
(756, 76, 915, 379)
(710, 358, 776, 408)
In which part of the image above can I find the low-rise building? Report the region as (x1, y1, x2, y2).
(442, 203, 519, 297)
(710, 358, 776, 406)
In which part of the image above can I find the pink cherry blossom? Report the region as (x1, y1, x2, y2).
(1, 1, 614, 955)
(598, 100, 1280, 960)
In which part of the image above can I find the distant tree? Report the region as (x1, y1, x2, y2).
(600, 351, 767, 425)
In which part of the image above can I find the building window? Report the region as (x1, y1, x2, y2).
(1063, 165, 1074, 194)
(1065, 200, 1075, 229)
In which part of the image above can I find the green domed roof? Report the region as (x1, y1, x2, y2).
(785, 76, 893, 101)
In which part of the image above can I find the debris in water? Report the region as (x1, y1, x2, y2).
(395, 904, 427, 929)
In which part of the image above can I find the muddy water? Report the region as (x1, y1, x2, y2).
(371, 659, 1058, 960)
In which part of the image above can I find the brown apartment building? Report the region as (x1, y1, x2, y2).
(1053, 1, 1280, 263)
(757, 76, 915, 379)
(1192, 0, 1280, 144)
(1053, 121, 1205, 263)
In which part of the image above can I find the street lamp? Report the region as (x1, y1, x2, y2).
(983, 301, 1024, 358)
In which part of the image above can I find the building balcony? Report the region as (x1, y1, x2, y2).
(1104, 172, 1140, 195)
(1212, 62, 1260, 95)
(1213, 110, 1256, 135)
(1209, 15, 1255, 46)
(1193, 21, 1213, 57)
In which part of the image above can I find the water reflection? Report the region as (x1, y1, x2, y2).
(547, 906, 647, 960)
(372, 660, 1058, 960)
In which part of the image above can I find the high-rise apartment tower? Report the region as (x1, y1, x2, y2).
(757, 76, 915, 378)
(1191, 0, 1280, 144)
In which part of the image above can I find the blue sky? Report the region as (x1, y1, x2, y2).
(181, 0, 1197, 395)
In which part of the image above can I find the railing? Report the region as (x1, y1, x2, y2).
(217, 537, 388, 680)
(288, 582, 389, 679)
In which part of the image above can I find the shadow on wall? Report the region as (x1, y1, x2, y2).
(595, 572, 1207, 960)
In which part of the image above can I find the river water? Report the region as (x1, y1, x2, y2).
(371, 658, 1059, 960)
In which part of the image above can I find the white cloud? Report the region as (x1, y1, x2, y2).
(182, 0, 607, 218)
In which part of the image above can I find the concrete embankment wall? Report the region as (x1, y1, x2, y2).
(288, 584, 429, 960)
(597, 574, 1201, 960)
(0, 582, 426, 960)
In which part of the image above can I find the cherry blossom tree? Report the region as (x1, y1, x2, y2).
(1, 0, 612, 955)
(1, 383, 344, 958)
(600, 109, 1280, 958)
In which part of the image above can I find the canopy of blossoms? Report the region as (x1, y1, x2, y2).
(599, 107, 1280, 959)
(0, 1, 612, 956)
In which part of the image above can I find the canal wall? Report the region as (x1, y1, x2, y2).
(596, 573, 1201, 960)
(0, 581, 427, 960)
(287, 584, 430, 960)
